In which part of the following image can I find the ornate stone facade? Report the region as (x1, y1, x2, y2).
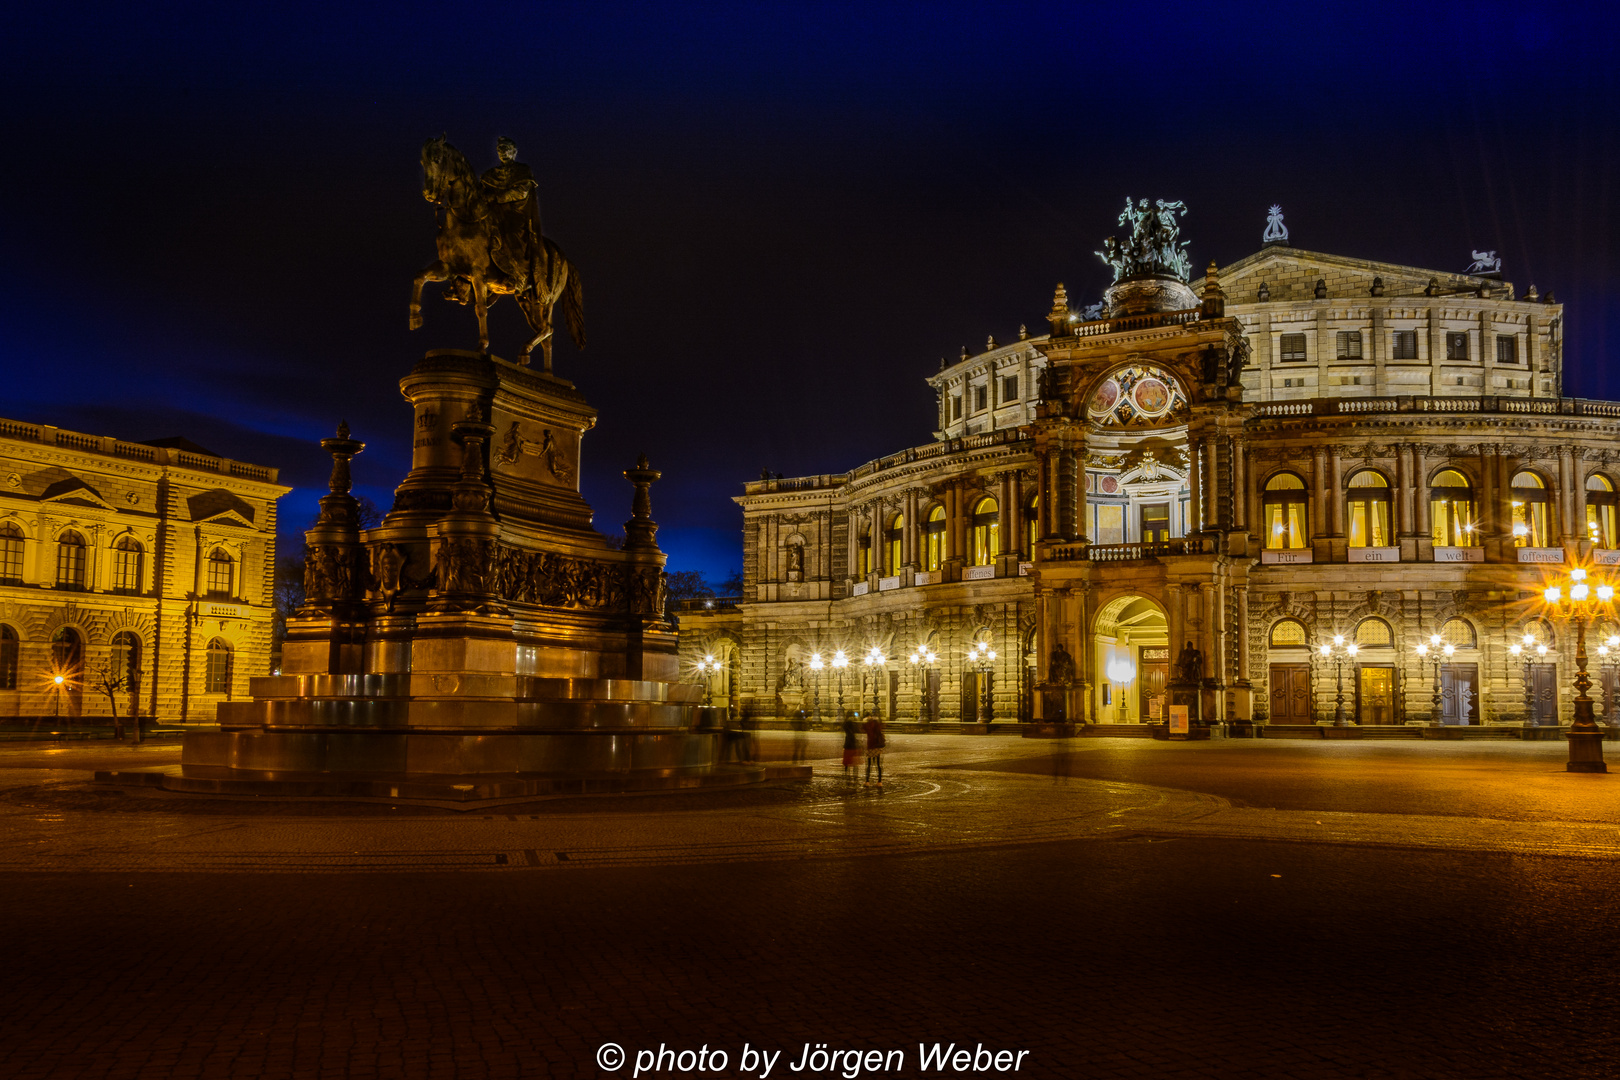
(0, 418, 287, 720)
(681, 224, 1612, 731)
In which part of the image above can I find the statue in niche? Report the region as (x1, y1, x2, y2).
(786, 543, 804, 580)
(374, 544, 407, 612)
(1175, 640, 1204, 684)
(1049, 644, 1076, 687)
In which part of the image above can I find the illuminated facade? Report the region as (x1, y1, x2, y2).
(681, 214, 1620, 730)
(0, 418, 288, 721)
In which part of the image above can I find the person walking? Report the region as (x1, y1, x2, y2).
(792, 707, 810, 764)
(864, 710, 886, 787)
(841, 711, 860, 783)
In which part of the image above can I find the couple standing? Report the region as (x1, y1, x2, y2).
(841, 711, 886, 786)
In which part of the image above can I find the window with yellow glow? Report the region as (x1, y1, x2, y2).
(206, 548, 234, 598)
(884, 513, 904, 575)
(1269, 619, 1308, 647)
(924, 506, 946, 571)
(1429, 470, 1477, 547)
(971, 497, 999, 566)
(1346, 470, 1391, 548)
(1354, 617, 1392, 647)
(1510, 471, 1550, 548)
(1262, 473, 1308, 549)
(0, 523, 22, 585)
(56, 530, 86, 590)
(1440, 618, 1475, 649)
(113, 536, 143, 593)
(1587, 474, 1617, 550)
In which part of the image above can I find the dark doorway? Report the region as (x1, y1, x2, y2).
(1356, 664, 1396, 725)
(1530, 663, 1558, 725)
(1440, 663, 1479, 724)
(1141, 503, 1170, 543)
(1269, 663, 1312, 723)
(887, 670, 899, 721)
(926, 669, 941, 723)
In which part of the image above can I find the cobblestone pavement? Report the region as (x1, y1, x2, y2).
(1, 735, 1618, 1078)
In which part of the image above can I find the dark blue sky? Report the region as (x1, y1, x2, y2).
(3, 2, 1617, 581)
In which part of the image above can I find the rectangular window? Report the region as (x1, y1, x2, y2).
(1391, 331, 1418, 360)
(1003, 375, 1018, 402)
(974, 385, 988, 411)
(1496, 335, 1518, 364)
(1335, 331, 1362, 359)
(1446, 332, 1469, 361)
(114, 548, 141, 592)
(1279, 333, 1307, 362)
(951, 395, 961, 420)
(0, 537, 21, 584)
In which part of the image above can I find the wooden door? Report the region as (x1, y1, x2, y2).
(1357, 665, 1395, 725)
(960, 672, 979, 723)
(1441, 663, 1479, 725)
(1602, 666, 1618, 725)
(926, 669, 941, 723)
(1139, 662, 1168, 722)
(1530, 663, 1558, 726)
(1268, 663, 1313, 723)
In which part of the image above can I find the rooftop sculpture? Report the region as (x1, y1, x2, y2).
(1096, 197, 1192, 283)
(1263, 204, 1289, 245)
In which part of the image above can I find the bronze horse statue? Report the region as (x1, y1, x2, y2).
(409, 136, 585, 370)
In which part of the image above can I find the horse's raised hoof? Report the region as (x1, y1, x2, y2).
(517, 353, 531, 366)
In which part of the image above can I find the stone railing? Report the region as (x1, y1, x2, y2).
(1253, 395, 1620, 420)
(746, 428, 1033, 495)
(1068, 308, 1204, 338)
(677, 596, 742, 614)
(0, 416, 279, 483)
(1042, 536, 1217, 563)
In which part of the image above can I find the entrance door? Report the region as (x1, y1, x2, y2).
(1268, 663, 1312, 723)
(1530, 663, 1558, 725)
(1357, 665, 1395, 725)
(887, 671, 899, 721)
(1141, 503, 1170, 543)
(926, 669, 941, 723)
(960, 672, 981, 723)
(1440, 663, 1479, 725)
(1139, 660, 1168, 722)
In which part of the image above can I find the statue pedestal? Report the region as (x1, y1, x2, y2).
(153, 351, 742, 802)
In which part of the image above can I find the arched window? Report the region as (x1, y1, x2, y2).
(111, 631, 141, 713)
(205, 638, 233, 695)
(113, 536, 143, 593)
(1587, 474, 1617, 550)
(855, 528, 872, 578)
(1262, 473, 1309, 550)
(971, 497, 999, 566)
(884, 513, 905, 575)
(56, 530, 86, 590)
(0, 625, 17, 690)
(1440, 618, 1476, 649)
(50, 626, 83, 677)
(206, 548, 234, 598)
(1269, 619, 1308, 647)
(1510, 471, 1551, 548)
(1429, 470, 1477, 547)
(1354, 617, 1392, 647)
(1024, 493, 1039, 557)
(924, 506, 947, 571)
(0, 523, 22, 584)
(1346, 470, 1391, 548)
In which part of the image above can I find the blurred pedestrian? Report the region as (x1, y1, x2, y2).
(864, 711, 886, 787)
(792, 707, 810, 763)
(841, 711, 860, 783)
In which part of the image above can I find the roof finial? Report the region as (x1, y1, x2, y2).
(1263, 205, 1289, 246)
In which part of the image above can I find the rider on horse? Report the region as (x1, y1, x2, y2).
(480, 136, 541, 292)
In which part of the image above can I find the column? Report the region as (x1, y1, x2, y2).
(904, 489, 919, 570)
(1008, 472, 1024, 557)
(1187, 438, 1204, 534)
(1234, 585, 1251, 686)
(1478, 446, 1497, 551)
(1232, 436, 1247, 530)
(1067, 449, 1083, 541)
(1312, 447, 1329, 540)
(1414, 447, 1432, 540)
(1329, 446, 1344, 537)
(1558, 448, 1577, 544)
(1395, 444, 1413, 536)
(1037, 450, 1054, 540)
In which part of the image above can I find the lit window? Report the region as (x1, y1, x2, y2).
(1269, 619, 1307, 647)
(1510, 471, 1550, 547)
(1263, 473, 1308, 550)
(1440, 618, 1476, 649)
(0, 524, 22, 584)
(971, 498, 999, 567)
(113, 536, 143, 593)
(1430, 469, 1477, 547)
(1587, 474, 1617, 550)
(1346, 471, 1391, 548)
(1024, 493, 1039, 556)
(884, 514, 904, 575)
(0, 625, 17, 690)
(924, 506, 947, 571)
(856, 530, 872, 578)
(1003, 376, 1018, 402)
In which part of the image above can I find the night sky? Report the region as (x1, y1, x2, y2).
(4, 2, 1617, 582)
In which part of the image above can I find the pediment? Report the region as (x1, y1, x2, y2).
(40, 476, 114, 509)
(1218, 247, 1497, 305)
(187, 488, 256, 526)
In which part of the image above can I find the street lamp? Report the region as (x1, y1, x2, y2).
(863, 646, 887, 721)
(1317, 635, 1358, 726)
(1541, 567, 1611, 773)
(831, 649, 849, 718)
(1104, 654, 1137, 723)
(695, 653, 722, 707)
(1414, 632, 1456, 725)
(52, 673, 65, 719)
(908, 646, 937, 725)
(969, 640, 997, 725)
(808, 652, 825, 725)
(1507, 630, 1550, 726)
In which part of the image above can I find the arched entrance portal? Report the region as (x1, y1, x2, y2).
(1092, 595, 1169, 723)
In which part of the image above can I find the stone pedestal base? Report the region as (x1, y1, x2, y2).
(1566, 729, 1609, 773)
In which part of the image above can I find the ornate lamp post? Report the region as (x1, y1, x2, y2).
(808, 652, 825, 726)
(52, 673, 65, 718)
(1317, 635, 1358, 726)
(695, 654, 722, 707)
(863, 646, 887, 720)
(1507, 631, 1549, 725)
(908, 646, 937, 725)
(1414, 633, 1455, 725)
(831, 649, 849, 718)
(1541, 567, 1610, 773)
(1104, 654, 1137, 723)
(969, 640, 997, 725)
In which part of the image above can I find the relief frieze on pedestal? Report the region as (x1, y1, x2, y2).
(431, 535, 665, 616)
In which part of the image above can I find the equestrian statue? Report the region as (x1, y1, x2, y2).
(410, 135, 585, 371)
